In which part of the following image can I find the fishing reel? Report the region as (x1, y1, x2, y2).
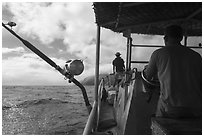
(63, 59, 84, 82)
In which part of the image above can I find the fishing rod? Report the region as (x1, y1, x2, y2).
(2, 22, 92, 113)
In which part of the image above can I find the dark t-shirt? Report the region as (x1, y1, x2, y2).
(112, 57, 125, 72)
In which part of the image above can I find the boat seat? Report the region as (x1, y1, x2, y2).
(151, 117, 202, 135)
(97, 101, 117, 132)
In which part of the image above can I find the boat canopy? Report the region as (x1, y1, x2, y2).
(93, 2, 201, 36)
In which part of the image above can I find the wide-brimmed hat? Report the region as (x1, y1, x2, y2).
(115, 52, 121, 56)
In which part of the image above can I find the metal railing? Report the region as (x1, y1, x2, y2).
(83, 101, 97, 134)
(130, 44, 202, 64)
(83, 78, 105, 134)
(96, 78, 105, 130)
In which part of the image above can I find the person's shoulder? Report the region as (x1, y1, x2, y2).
(112, 58, 116, 63)
(183, 46, 200, 54)
(189, 48, 201, 58)
(120, 57, 124, 61)
(181, 46, 202, 59)
(155, 46, 167, 51)
(152, 47, 164, 54)
(117, 57, 123, 60)
(150, 47, 170, 59)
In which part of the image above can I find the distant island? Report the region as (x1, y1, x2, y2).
(81, 73, 115, 86)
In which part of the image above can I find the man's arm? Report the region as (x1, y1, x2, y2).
(112, 59, 116, 73)
(122, 59, 125, 70)
(144, 51, 158, 81)
(113, 65, 116, 73)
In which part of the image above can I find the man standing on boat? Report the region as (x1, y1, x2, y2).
(112, 52, 125, 87)
(144, 25, 202, 118)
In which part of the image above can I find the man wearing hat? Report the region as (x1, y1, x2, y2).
(112, 52, 125, 87)
(144, 25, 202, 118)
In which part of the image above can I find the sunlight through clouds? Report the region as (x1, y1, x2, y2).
(2, 52, 68, 85)
(5, 3, 69, 44)
(2, 47, 25, 54)
(2, 2, 202, 85)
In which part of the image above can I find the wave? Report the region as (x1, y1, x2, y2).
(2, 98, 70, 110)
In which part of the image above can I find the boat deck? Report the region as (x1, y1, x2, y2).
(97, 101, 117, 133)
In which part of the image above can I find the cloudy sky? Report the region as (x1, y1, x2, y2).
(2, 2, 202, 85)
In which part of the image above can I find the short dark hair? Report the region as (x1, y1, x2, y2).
(165, 25, 183, 39)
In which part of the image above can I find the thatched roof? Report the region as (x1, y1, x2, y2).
(93, 2, 202, 36)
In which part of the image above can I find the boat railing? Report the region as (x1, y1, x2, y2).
(83, 101, 97, 135)
(131, 44, 202, 48)
(130, 44, 202, 64)
(96, 78, 105, 130)
(83, 78, 105, 134)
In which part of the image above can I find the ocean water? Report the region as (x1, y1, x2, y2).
(2, 85, 95, 135)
